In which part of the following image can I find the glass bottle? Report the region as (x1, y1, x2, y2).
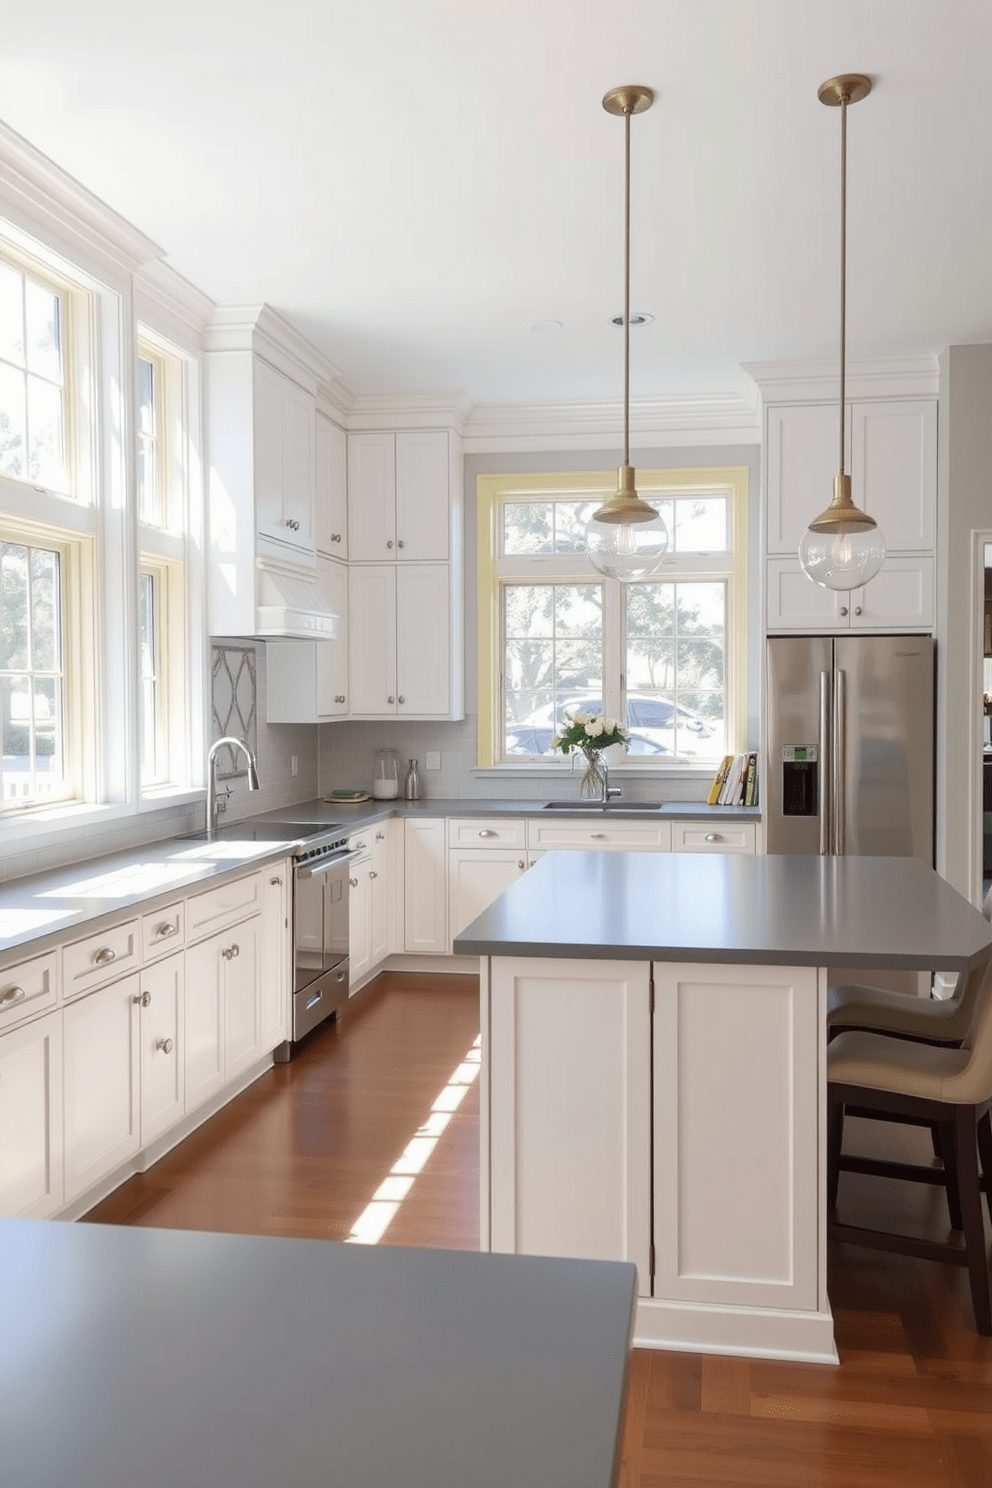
(372, 747, 400, 800)
(404, 758, 421, 801)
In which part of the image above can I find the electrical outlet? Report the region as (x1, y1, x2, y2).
(425, 751, 441, 771)
(291, 755, 298, 777)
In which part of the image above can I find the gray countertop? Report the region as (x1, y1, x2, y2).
(0, 1217, 636, 1488)
(0, 797, 756, 964)
(453, 851, 992, 971)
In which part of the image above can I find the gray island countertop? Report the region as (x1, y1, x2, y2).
(453, 851, 992, 971)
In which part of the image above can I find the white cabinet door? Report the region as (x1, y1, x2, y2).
(254, 359, 315, 556)
(223, 917, 262, 1082)
(395, 565, 450, 715)
(448, 849, 528, 948)
(139, 953, 184, 1146)
(850, 399, 936, 551)
(766, 555, 934, 632)
(316, 559, 349, 716)
(0, 1009, 63, 1218)
(260, 862, 290, 1050)
(265, 561, 349, 722)
(404, 818, 447, 954)
(348, 565, 397, 715)
(395, 431, 449, 560)
(184, 934, 226, 1110)
(765, 403, 839, 556)
(488, 956, 652, 1295)
(765, 557, 846, 632)
(348, 432, 396, 559)
(370, 827, 392, 966)
(315, 411, 348, 558)
(349, 853, 373, 991)
(63, 974, 141, 1203)
(652, 961, 821, 1313)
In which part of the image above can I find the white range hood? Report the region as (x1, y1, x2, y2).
(255, 568, 338, 639)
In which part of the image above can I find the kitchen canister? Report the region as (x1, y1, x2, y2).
(404, 758, 421, 800)
(372, 747, 400, 800)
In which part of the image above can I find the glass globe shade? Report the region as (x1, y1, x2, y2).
(798, 522, 886, 591)
(585, 511, 669, 581)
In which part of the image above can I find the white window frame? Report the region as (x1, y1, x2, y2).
(477, 467, 748, 771)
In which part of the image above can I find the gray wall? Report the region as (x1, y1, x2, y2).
(318, 443, 762, 803)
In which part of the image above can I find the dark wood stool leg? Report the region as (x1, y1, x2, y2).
(952, 1104, 992, 1337)
(978, 1109, 992, 1227)
(930, 1121, 944, 1161)
(828, 1090, 844, 1210)
(939, 1120, 965, 1231)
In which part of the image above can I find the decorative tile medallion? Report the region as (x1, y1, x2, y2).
(211, 645, 257, 779)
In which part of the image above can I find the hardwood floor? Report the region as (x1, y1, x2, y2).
(85, 970, 992, 1486)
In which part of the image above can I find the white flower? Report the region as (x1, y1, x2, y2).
(585, 718, 604, 738)
(550, 736, 561, 751)
(570, 711, 591, 726)
(600, 717, 615, 733)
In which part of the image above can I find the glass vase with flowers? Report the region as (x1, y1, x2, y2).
(551, 711, 630, 799)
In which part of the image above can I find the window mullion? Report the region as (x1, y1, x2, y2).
(602, 578, 624, 724)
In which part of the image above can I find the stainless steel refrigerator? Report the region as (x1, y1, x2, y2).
(765, 634, 934, 862)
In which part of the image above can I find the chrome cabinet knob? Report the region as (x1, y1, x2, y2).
(397, 695, 406, 704)
(369, 869, 377, 879)
(133, 990, 152, 1007)
(397, 539, 405, 549)
(331, 532, 341, 542)
(349, 877, 358, 888)
(334, 695, 346, 704)
(386, 539, 394, 549)
(221, 943, 240, 961)
(156, 1037, 174, 1055)
(0, 985, 26, 1008)
(839, 605, 849, 617)
(517, 859, 525, 869)
(387, 695, 395, 704)
(375, 832, 385, 841)
(93, 947, 117, 966)
(854, 606, 863, 616)
(270, 876, 282, 886)
(286, 518, 300, 531)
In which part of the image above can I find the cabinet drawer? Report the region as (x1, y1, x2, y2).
(141, 902, 185, 961)
(527, 819, 672, 851)
(186, 872, 262, 942)
(348, 829, 374, 855)
(448, 818, 527, 851)
(62, 920, 140, 1002)
(672, 822, 757, 853)
(0, 950, 58, 1033)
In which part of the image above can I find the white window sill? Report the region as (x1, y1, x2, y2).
(138, 786, 205, 812)
(474, 764, 716, 780)
(0, 790, 205, 846)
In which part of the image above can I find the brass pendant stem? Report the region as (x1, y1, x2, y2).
(839, 93, 847, 476)
(623, 105, 631, 470)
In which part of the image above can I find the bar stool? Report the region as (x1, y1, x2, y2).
(827, 967, 992, 1335)
(827, 963, 985, 1046)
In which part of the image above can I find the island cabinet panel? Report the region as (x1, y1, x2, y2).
(488, 957, 652, 1295)
(652, 961, 821, 1313)
(0, 1009, 63, 1218)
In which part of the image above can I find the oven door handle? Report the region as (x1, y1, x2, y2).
(296, 848, 364, 879)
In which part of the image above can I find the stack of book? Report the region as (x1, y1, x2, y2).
(707, 752, 759, 807)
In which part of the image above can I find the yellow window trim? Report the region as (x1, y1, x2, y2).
(476, 466, 748, 768)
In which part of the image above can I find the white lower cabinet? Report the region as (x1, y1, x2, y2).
(138, 953, 185, 1147)
(260, 863, 290, 1049)
(369, 825, 393, 966)
(448, 849, 529, 950)
(0, 1009, 63, 1218)
(488, 956, 652, 1294)
(185, 916, 261, 1108)
(348, 845, 373, 991)
(348, 825, 397, 991)
(63, 973, 141, 1204)
(404, 818, 447, 953)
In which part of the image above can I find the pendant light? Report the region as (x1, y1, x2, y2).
(798, 73, 885, 591)
(585, 85, 668, 581)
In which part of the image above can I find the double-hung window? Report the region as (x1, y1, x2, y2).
(478, 467, 748, 767)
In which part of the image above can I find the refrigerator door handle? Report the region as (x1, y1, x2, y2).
(834, 668, 847, 856)
(819, 670, 831, 857)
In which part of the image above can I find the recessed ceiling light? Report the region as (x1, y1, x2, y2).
(610, 312, 654, 327)
(528, 319, 563, 333)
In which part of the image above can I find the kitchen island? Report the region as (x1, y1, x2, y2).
(453, 851, 992, 1363)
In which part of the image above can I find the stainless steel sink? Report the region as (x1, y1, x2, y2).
(541, 801, 664, 812)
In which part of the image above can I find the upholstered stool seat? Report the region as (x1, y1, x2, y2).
(827, 966, 981, 1046)
(827, 970, 992, 1335)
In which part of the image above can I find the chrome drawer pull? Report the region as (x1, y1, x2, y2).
(156, 1037, 174, 1055)
(93, 947, 117, 966)
(156, 921, 179, 939)
(705, 833, 721, 843)
(0, 985, 26, 1008)
(591, 832, 606, 840)
(478, 829, 496, 838)
(221, 943, 240, 961)
(133, 990, 152, 1008)
(270, 876, 283, 886)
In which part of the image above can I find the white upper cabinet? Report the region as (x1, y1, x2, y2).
(254, 358, 315, 556)
(348, 430, 450, 561)
(265, 558, 349, 723)
(349, 563, 453, 717)
(315, 410, 348, 559)
(765, 399, 936, 558)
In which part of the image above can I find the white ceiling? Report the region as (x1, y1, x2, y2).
(1, 0, 989, 406)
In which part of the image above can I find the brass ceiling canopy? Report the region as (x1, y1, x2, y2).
(602, 84, 655, 118)
(817, 73, 872, 108)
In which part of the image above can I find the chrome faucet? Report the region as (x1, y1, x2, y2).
(598, 758, 623, 806)
(206, 736, 260, 835)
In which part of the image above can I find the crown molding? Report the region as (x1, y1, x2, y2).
(742, 355, 939, 405)
(134, 259, 215, 351)
(462, 390, 761, 454)
(0, 118, 162, 279)
(204, 304, 343, 391)
(346, 391, 474, 433)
